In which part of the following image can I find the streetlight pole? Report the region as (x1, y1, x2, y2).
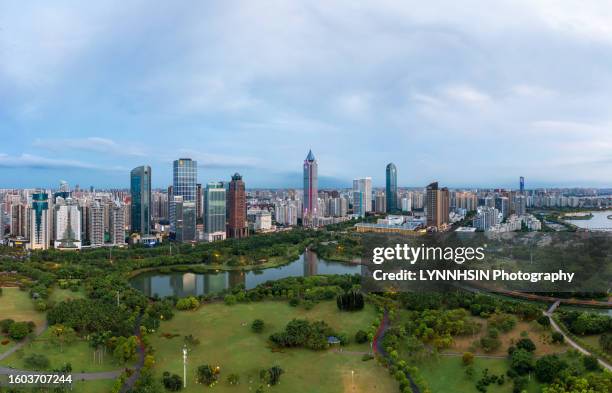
(183, 345, 188, 388)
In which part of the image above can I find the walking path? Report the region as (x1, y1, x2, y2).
(544, 302, 612, 372)
(373, 310, 421, 393)
(0, 321, 48, 362)
(119, 315, 146, 393)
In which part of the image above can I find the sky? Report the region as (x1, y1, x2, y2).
(1, 0, 612, 189)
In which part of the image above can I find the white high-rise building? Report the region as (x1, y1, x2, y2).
(400, 196, 412, 212)
(89, 200, 105, 247)
(352, 177, 372, 216)
(110, 201, 126, 245)
(54, 198, 82, 249)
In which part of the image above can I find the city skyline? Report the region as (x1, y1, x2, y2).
(2, 2, 612, 188)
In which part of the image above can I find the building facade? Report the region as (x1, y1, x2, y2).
(227, 173, 248, 238)
(130, 165, 152, 235)
(385, 163, 397, 212)
(302, 150, 318, 226)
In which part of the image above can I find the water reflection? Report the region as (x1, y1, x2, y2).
(130, 249, 360, 298)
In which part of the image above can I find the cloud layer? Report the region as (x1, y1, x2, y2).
(1, 1, 611, 188)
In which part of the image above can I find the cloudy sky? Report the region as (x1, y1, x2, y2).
(1, 1, 611, 189)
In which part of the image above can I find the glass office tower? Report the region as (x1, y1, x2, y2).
(130, 165, 151, 235)
(173, 158, 197, 202)
(386, 162, 397, 213)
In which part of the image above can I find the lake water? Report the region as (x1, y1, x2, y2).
(130, 250, 361, 298)
(564, 210, 612, 231)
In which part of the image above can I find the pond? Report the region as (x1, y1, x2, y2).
(129, 249, 361, 298)
(564, 210, 612, 231)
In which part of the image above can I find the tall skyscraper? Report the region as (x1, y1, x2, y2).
(302, 150, 318, 226)
(385, 163, 397, 213)
(227, 173, 248, 239)
(110, 200, 126, 245)
(196, 183, 203, 220)
(204, 182, 226, 242)
(29, 192, 50, 250)
(426, 182, 449, 229)
(173, 158, 197, 202)
(130, 165, 152, 235)
(89, 200, 104, 247)
(10, 203, 28, 237)
(171, 158, 197, 238)
(352, 177, 372, 217)
(54, 198, 82, 249)
(519, 176, 525, 193)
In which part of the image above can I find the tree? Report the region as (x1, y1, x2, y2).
(162, 371, 183, 391)
(176, 297, 199, 310)
(49, 324, 77, 352)
(261, 366, 284, 386)
(551, 332, 564, 344)
(251, 319, 264, 333)
(336, 292, 364, 311)
(583, 355, 600, 371)
(196, 364, 220, 386)
(224, 294, 237, 305)
(462, 352, 475, 366)
(510, 349, 534, 375)
(512, 376, 528, 393)
(535, 355, 566, 383)
(515, 338, 536, 352)
(355, 330, 368, 344)
(113, 336, 138, 364)
(537, 315, 550, 327)
(0, 319, 14, 334)
(8, 321, 31, 340)
(23, 353, 50, 370)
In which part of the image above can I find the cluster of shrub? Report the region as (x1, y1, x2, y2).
(0, 319, 35, 341)
(270, 319, 347, 350)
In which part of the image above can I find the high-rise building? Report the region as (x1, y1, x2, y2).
(10, 203, 28, 238)
(352, 177, 372, 217)
(171, 158, 197, 235)
(110, 201, 126, 245)
(130, 165, 152, 235)
(89, 200, 105, 247)
(426, 182, 449, 229)
(29, 192, 50, 250)
(54, 198, 82, 249)
(494, 196, 509, 219)
(375, 193, 386, 213)
(473, 207, 500, 231)
(204, 182, 226, 242)
(227, 173, 248, 239)
(519, 176, 525, 193)
(173, 158, 197, 202)
(385, 163, 397, 213)
(196, 183, 203, 220)
(302, 150, 318, 227)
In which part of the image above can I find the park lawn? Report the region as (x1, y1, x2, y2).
(0, 329, 128, 372)
(72, 379, 117, 393)
(49, 287, 86, 303)
(446, 318, 566, 357)
(150, 300, 397, 393)
(0, 287, 46, 354)
(419, 356, 541, 393)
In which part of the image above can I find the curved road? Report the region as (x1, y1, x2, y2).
(545, 301, 612, 372)
(373, 310, 421, 393)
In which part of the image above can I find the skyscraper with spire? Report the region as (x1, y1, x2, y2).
(302, 150, 318, 227)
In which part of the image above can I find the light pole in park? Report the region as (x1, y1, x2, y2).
(183, 345, 188, 388)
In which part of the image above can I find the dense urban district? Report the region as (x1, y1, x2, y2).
(0, 151, 611, 393)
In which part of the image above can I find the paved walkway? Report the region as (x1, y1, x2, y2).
(0, 321, 48, 362)
(544, 304, 612, 372)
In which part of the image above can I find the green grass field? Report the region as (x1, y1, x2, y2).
(49, 287, 86, 303)
(71, 379, 116, 393)
(0, 287, 46, 354)
(150, 300, 396, 393)
(419, 356, 541, 393)
(0, 328, 127, 372)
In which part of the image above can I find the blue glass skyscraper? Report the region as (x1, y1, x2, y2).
(386, 163, 397, 213)
(130, 165, 151, 235)
(173, 158, 197, 202)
